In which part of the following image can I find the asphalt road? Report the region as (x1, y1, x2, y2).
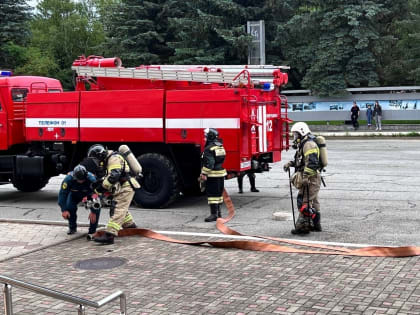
(0, 138, 419, 247)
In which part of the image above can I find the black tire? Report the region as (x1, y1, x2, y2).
(134, 153, 179, 208)
(12, 177, 50, 192)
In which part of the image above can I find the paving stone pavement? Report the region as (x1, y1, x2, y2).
(0, 222, 419, 314)
(0, 222, 84, 262)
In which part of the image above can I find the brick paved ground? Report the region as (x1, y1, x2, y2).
(0, 222, 83, 262)
(0, 222, 419, 314)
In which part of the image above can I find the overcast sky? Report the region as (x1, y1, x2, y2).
(27, 0, 38, 7)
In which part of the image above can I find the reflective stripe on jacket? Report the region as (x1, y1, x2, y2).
(103, 152, 135, 190)
(295, 136, 320, 177)
(201, 142, 227, 178)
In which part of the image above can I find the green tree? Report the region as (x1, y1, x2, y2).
(382, 0, 420, 85)
(168, 0, 252, 64)
(14, 47, 59, 77)
(6, 0, 416, 92)
(103, 0, 175, 66)
(278, 0, 389, 96)
(257, 0, 299, 87)
(23, 0, 105, 89)
(0, 0, 31, 70)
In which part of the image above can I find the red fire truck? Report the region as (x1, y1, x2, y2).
(0, 56, 290, 208)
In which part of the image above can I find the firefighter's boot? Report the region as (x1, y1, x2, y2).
(94, 232, 115, 245)
(67, 227, 77, 235)
(217, 204, 222, 218)
(249, 175, 259, 192)
(291, 216, 310, 235)
(237, 176, 243, 194)
(122, 222, 137, 229)
(205, 204, 218, 222)
(311, 212, 322, 232)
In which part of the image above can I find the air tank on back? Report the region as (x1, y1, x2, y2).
(118, 145, 142, 175)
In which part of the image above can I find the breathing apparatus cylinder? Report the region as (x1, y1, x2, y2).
(118, 145, 142, 176)
(315, 136, 328, 168)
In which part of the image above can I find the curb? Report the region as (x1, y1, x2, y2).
(286, 131, 420, 138)
(317, 131, 420, 137)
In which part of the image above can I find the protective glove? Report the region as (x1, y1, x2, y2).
(283, 161, 294, 172)
(302, 176, 309, 187)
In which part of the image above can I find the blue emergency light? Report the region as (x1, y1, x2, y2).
(262, 82, 274, 91)
(0, 71, 12, 77)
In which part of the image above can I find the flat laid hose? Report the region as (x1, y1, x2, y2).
(95, 189, 420, 257)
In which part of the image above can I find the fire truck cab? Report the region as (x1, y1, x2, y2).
(0, 71, 63, 191)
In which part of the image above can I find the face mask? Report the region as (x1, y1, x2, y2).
(292, 132, 300, 149)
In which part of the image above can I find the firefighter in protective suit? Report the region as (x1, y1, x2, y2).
(87, 144, 139, 245)
(283, 122, 322, 234)
(200, 128, 227, 222)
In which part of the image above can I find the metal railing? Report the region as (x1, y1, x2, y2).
(1, 275, 126, 314)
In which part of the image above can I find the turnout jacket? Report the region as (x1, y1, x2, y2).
(102, 151, 139, 192)
(294, 135, 320, 177)
(58, 171, 97, 211)
(201, 140, 227, 178)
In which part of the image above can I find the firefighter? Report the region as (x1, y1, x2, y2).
(200, 128, 227, 222)
(283, 122, 322, 234)
(237, 172, 259, 193)
(87, 144, 139, 245)
(58, 164, 101, 239)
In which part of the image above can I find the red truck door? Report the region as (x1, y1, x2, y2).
(0, 93, 7, 149)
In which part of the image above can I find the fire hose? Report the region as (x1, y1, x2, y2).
(288, 169, 296, 229)
(95, 190, 420, 257)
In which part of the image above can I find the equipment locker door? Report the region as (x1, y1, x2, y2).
(79, 90, 164, 142)
(25, 92, 80, 142)
(0, 94, 7, 150)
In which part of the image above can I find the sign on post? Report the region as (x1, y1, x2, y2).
(247, 20, 266, 65)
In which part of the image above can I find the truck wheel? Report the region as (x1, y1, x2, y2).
(12, 177, 50, 192)
(134, 153, 179, 208)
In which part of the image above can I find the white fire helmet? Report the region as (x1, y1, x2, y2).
(291, 122, 311, 137)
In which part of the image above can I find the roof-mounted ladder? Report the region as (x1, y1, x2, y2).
(71, 64, 290, 86)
